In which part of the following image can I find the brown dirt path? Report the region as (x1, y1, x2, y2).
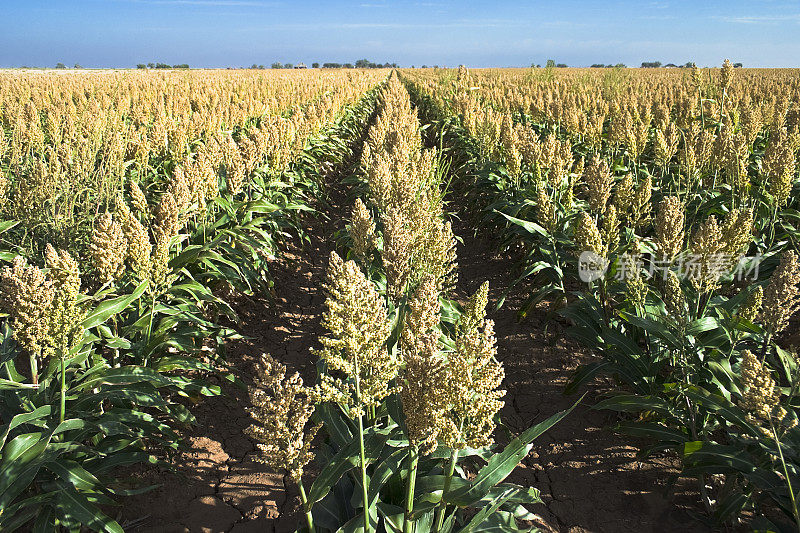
(122, 204, 710, 533)
(449, 218, 710, 533)
(120, 182, 348, 532)
(120, 131, 711, 533)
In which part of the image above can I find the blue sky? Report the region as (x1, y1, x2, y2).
(2, 0, 799, 68)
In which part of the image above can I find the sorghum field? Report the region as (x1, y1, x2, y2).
(1, 64, 799, 532)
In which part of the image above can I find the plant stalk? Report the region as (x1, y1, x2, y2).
(143, 291, 157, 367)
(354, 359, 371, 533)
(403, 443, 420, 533)
(60, 354, 66, 423)
(29, 352, 38, 386)
(298, 478, 315, 533)
(433, 448, 459, 533)
(772, 421, 800, 532)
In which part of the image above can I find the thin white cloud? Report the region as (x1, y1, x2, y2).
(539, 20, 591, 28)
(240, 18, 527, 31)
(119, 0, 278, 6)
(717, 14, 800, 23)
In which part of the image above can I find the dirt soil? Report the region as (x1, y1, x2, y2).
(120, 174, 711, 532)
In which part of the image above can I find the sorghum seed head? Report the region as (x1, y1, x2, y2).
(761, 250, 800, 335)
(349, 198, 378, 262)
(0, 256, 55, 358)
(246, 353, 320, 482)
(89, 212, 127, 284)
(316, 251, 396, 413)
(655, 197, 685, 260)
(738, 285, 763, 324)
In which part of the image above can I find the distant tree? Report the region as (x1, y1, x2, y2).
(258, 64, 265, 69)
(74, 63, 82, 69)
(665, 63, 677, 67)
(250, 63, 258, 69)
(147, 62, 155, 69)
(682, 61, 694, 68)
(284, 63, 293, 69)
(312, 62, 319, 68)
(173, 64, 189, 69)
(734, 62, 743, 68)
(545, 59, 556, 68)
(55, 62, 66, 69)
(271, 62, 283, 69)
(155, 62, 170, 69)
(355, 58, 372, 68)
(136, 64, 146, 69)
(556, 63, 567, 68)
(615, 63, 627, 68)
(590, 63, 605, 68)
(641, 61, 662, 68)
(343, 63, 354, 69)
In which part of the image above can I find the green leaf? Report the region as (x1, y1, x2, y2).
(446, 397, 581, 506)
(71, 365, 174, 392)
(315, 402, 354, 447)
(565, 361, 612, 394)
(308, 428, 390, 504)
(82, 280, 148, 329)
(469, 510, 526, 533)
(0, 406, 52, 449)
(56, 489, 124, 533)
(367, 447, 407, 505)
(685, 316, 720, 336)
(1, 433, 45, 465)
(45, 459, 102, 491)
(377, 502, 405, 533)
(0, 220, 20, 235)
(496, 211, 547, 237)
(461, 487, 519, 533)
(615, 422, 688, 445)
(593, 395, 674, 418)
(335, 504, 379, 533)
(712, 491, 749, 523)
(31, 504, 57, 533)
(620, 312, 683, 349)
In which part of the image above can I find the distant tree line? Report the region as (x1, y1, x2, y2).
(532, 60, 569, 68)
(641, 61, 743, 68)
(266, 59, 398, 69)
(528, 60, 745, 69)
(136, 63, 190, 69)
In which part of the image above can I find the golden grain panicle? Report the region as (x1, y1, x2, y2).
(246, 353, 321, 482)
(315, 251, 396, 413)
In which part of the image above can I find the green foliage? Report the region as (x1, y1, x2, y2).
(0, 79, 381, 531)
(399, 66, 800, 529)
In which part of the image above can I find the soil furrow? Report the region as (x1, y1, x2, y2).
(448, 216, 709, 533)
(124, 87, 710, 533)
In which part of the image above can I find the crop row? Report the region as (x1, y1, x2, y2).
(243, 72, 576, 533)
(402, 64, 800, 530)
(0, 69, 384, 530)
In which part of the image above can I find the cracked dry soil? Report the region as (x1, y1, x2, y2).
(120, 177, 711, 533)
